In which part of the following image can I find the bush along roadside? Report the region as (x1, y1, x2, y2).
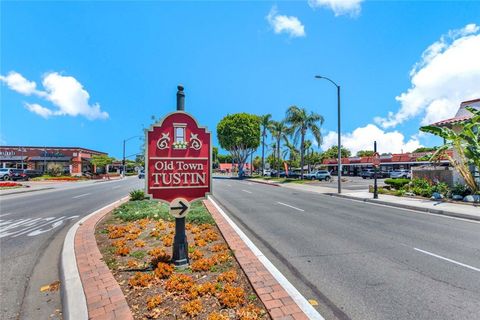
(371, 178, 479, 203)
(95, 198, 270, 319)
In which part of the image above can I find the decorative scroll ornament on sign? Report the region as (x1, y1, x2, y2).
(189, 133, 202, 150)
(156, 131, 203, 151)
(157, 133, 171, 150)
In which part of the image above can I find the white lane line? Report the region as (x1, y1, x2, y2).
(72, 193, 91, 199)
(227, 184, 232, 187)
(241, 189, 252, 194)
(112, 186, 121, 189)
(414, 247, 480, 272)
(0, 212, 12, 217)
(209, 196, 324, 320)
(277, 201, 305, 212)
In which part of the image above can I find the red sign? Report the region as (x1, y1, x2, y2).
(145, 112, 211, 203)
(373, 152, 381, 167)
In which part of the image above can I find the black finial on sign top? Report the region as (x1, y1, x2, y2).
(177, 85, 185, 111)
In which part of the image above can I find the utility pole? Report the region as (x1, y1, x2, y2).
(374, 141, 379, 199)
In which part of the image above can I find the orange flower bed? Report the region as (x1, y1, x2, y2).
(96, 202, 269, 319)
(0, 182, 22, 188)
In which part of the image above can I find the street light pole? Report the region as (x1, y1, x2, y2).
(315, 75, 342, 193)
(122, 135, 142, 178)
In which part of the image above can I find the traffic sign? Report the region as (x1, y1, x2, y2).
(373, 152, 381, 167)
(145, 111, 212, 204)
(169, 198, 190, 218)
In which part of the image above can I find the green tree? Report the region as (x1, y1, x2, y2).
(321, 145, 351, 161)
(285, 106, 324, 179)
(420, 106, 480, 192)
(217, 113, 261, 176)
(212, 147, 219, 169)
(269, 120, 289, 177)
(356, 150, 374, 157)
(282, 137, 299, 167)
(412, 146, 438, 153)
(253, 156, 262, 172)
(259, 114, 273, 174)
(217, 154, 233, 163)
(90, 155, 114, 173)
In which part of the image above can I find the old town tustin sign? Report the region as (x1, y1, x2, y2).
(145, 111, 212, 205)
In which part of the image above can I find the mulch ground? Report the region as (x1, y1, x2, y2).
(96, 205, 271, 320)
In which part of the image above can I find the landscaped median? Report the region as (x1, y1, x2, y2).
(66, 191, 313, 319)
(0, 182, 25, 189)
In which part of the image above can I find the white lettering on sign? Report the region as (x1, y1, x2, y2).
(150, 159, 208, 188)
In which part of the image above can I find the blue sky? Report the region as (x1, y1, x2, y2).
(1, 1, 479, 159)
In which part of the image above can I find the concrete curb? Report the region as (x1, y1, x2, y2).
(246, 179, 281, 187)
(0, 187, 54, 196)
(207, 196, 324, 320)
(60, 196, 130, 320)
(327, 193, 480, 222)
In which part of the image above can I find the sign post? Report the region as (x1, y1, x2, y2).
(145, 85, 211, 267)
(373, 142, 380, 199)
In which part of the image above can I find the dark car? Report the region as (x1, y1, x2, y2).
(23, 169, 43, 179)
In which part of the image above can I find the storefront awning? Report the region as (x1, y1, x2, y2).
(30, 156, 72, 161)
(0, 156, 28, 161)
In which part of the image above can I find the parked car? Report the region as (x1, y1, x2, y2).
(0, 168, 27, 181)
(360, 169, 376, 179)
(23, 169, 43, 179)
(262, 169, 271, 176)
(303, 170, 331, 181)
(138, 170, 145, 179)
(390, 169, 411, 179)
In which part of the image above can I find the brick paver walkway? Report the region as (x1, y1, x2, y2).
(204, 200, 309, 320)
(74, 197, 132, 320)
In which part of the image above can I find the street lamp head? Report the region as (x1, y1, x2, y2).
(315, 75, 323, 79)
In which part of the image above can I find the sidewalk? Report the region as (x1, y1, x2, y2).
(248, 179, 480, 221)
(329, 191, 480, 221)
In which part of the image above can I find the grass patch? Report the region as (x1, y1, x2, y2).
(130, 250, 147, 259)
(113, 199, 214, 225)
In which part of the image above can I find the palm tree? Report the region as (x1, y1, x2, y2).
(260, 114, 272, 176)
(269, 120, 289, 177)
(285, 106, 324, 179)
(282, 137, 299, 165)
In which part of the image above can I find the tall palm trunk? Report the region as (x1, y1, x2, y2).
(261, 132, 265, 175)
(277, 136, 281, 178)
(300, 128, 305, 179)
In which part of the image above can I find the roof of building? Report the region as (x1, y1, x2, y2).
(0, 146, 107, 155)
(431, 98, 479, 127)
(322, 150, 452, 165)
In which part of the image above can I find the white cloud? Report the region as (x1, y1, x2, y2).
(375, 23, 480, 128)
(0, 71, 109, 120)
(24, 103, 54, 119)
(322, 124, 422, 155)
(41, 72, 108, 120)
(0, 71, 43, 96)
(308, 0, 363, 17)
(266, 6, 306, 38)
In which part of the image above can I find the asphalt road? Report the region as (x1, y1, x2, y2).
(0, 177, 143, 320)
(212, 177, 480, 320)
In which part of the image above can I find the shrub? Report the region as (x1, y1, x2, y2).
(217, 285, 245, 308)
(451, 183, 471, 197)
(191, 258, 216, 272)
(128, 272, 154, 287)
(129, 189, 145, 201)
(410, 178, 433, 197)
(146, 295, 162, 310)
(431, 182, 449, 196)
(154, 262, 174, 279)
(165, 274, 195, 293)
(218, 270, 237, 283)
(384, 178, 410, 190)
(181, 299, 203, 317)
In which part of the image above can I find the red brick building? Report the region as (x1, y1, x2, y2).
(322, 151, 452, 176)
(0, 146, 107, 176)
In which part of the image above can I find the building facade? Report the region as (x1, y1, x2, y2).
(0, 146, 107, 176)
(322, 151, 451, 176)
